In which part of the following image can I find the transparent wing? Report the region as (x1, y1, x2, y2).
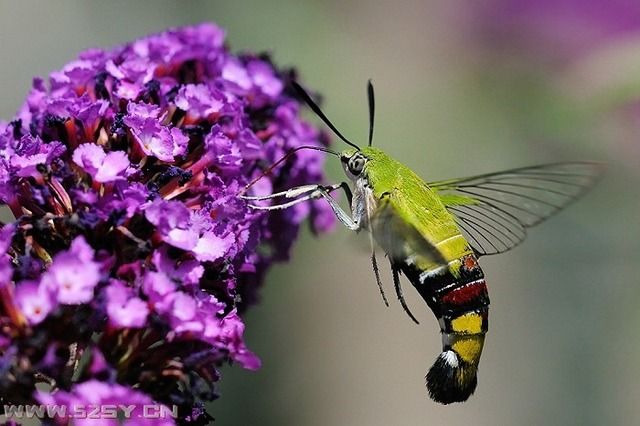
(429, 162, 603, 256)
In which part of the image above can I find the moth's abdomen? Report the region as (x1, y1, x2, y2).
(401, 253, 489, 404)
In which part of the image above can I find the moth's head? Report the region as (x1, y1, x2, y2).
(340, 149, 368, 180)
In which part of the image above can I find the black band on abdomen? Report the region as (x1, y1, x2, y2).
(400, 254, 489, 321)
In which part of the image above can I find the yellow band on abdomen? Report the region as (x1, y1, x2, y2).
(452, 335, 484, 364)
(451, 312, 483, 334)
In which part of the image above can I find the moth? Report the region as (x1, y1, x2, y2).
(240, 81, 601, 404)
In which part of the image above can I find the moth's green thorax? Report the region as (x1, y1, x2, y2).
(346, 146, 472, 265)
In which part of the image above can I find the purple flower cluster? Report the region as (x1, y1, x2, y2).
(0, 23, 334, 424)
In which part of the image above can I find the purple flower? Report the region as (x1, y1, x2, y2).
(144, 199, 199, 250)
(192, 231, 235, 262)
(41, 236, 101, 304)
(0, 22, 335, 422)
(105, 280, 149, 328)
(204, 126, 243, 171)
(218, 310, 261, 370)
(142, 271, 176, 304)
(152, 246, 204, 287)
(174, 84, 226, 120)
(73, 143, 130, 182)
(164, 292, 201, 333)
(10, 136, 66, 178)
(247, 60, 284, 99)
(124, 102, 188, 161)
(14, 281, 54, 325)
(106, 58, 156, 100)
(221, 58, 252, 91)
(221, 58, 284, 108)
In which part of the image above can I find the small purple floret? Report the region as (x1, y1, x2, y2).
(105, 280, 149, 328)
(41, 236, 101, 305)
(14, 281, 54, 325)
(73, 143, 131, 182)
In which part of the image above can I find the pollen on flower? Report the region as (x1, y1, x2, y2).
(0, 22, 335, 423)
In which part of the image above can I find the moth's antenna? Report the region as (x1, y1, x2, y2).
(292, 81, 361, 151)
(367, 80, 375, 147)
(238, 145, 339, 196)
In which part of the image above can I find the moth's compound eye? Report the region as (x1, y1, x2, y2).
(348, 155, 365, 176)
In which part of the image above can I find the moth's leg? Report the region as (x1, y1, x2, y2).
(244, 183, 360, 232)
(391, 261, 419, 324)
(239, 184, 328, 201)
(247, 181, 391, 308)
(370, 248, 389, 307)
(315, 184, 392, 307)
(242, 183, 343, 211)
(244, 192, 324, 211)
(315, 185, 359, 231)
(362, 184, 388, 307)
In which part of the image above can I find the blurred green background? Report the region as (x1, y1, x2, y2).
(1, 1, 638, 425)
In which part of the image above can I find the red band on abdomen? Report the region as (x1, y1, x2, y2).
(441, 279, 487, 306)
